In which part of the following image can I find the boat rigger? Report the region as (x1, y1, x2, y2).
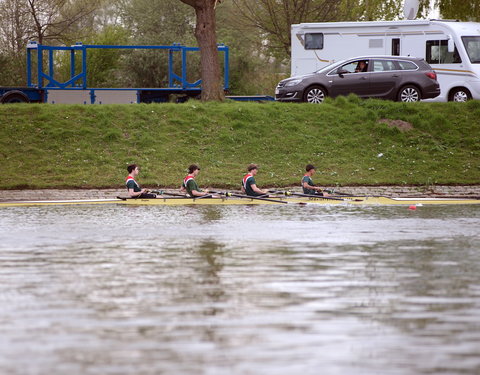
(0, 195, 479, 208)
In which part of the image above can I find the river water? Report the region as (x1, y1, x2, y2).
(0, 204, 479, 375)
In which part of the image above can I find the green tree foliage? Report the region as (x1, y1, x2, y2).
(231, 0, 403, 58)
(419, 0, 480, 21)
(118, 0, 195, 45)
(53, 25, 130, 88)
(4, 0, 478, 95)
(84, 26, 130, 88)
(216, 1, 287, 95)
(23, 0, 101, 44)
(0, 0, 31, 85)
(0, 0, 106, 85)
(115, 0, 197, 88)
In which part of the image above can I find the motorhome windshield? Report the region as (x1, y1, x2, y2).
(462, 36, 480, 63)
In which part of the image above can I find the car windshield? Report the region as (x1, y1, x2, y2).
(314, 60, 346, 74)
(462, 36, 480, 63)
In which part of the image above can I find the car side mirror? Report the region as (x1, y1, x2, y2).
(337, 68, 348, 77)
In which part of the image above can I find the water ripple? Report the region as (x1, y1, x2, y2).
(0, 205, 479, 374)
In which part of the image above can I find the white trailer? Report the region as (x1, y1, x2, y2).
(291, 19, 480, 101)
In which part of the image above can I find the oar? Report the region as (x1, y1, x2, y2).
(283, 191, 349, 201)
(325, 189, 355, 196)
(194, 193, 214, 200)
(151, 190, 188, 197)
(269, 190, 346, 200)
(221, 192, 309, 205)
(267, 190, 286, 196)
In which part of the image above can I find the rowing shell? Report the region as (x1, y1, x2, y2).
(117, 196, 480, 206)
(0, 196, 479, 207)
(0, 198, 122, 207)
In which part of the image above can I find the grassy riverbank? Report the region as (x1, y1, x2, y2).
(1, 97, 479, 189)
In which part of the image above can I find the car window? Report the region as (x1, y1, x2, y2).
(397, 61, 418, 70)
(372, 60, 397, 71)
(337, 60, 368, 74)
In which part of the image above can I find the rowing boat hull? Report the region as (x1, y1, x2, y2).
(1, 196, 479, 207)
(119, 196, 480, 206)
(0, 198, 121, 207)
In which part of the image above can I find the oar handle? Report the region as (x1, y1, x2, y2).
(152, 191, 187, 197)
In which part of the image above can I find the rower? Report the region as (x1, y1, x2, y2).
(181, 164, 212, 197)
(242, 164, 269, 197)
(302, 164, 330, 196)
(126, 164, 157, 198)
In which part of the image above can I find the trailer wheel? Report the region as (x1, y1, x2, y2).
(303, 86, 327, 103)
(448, 88, 471, 102)
(1, 91, 30, 104)
(397, 85, 420, 102)
(176, 95, 190, 103)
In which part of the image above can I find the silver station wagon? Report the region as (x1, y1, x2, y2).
(275, 56, 441, 103)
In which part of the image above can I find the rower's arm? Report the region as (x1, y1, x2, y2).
(191, 189, 209, 197)
(128, 188, 145, 197)
(302, 181, 321, 191)
(251, 184, 267, 194)
(302, 181, 329, 195)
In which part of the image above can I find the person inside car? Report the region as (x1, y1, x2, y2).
(355, 61, 368, 72)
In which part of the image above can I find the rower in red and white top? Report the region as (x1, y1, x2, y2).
(180, 164, 218, 198)
(125, 164, 156, 198)
(242, 164, 269, 197)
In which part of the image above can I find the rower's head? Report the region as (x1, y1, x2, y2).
(247, 164, 258, 175)
(188, 164, 200, 176)
(127, 164, 139, 175)
(306, 164, 316, 175)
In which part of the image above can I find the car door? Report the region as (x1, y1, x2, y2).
(330, 60, 371, 97)
(368, 59, 400, 98)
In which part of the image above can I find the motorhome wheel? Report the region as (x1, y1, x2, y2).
(449, 88, 471, 102)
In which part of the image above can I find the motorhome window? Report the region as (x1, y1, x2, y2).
(305, 33, 323, 50)
(426, 40, 462, 64)
(397, 61, 417, 70)
(373, 60, 396, 71)
(462, 36, 480, 63)
(369, 39, 383, 48)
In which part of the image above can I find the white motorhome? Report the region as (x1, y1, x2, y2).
(291, 20, 480, 101)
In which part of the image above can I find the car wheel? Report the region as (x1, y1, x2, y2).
(449, 88, 471, 102)
(398, 86, 420, 102)
(303, 86, 326, 103)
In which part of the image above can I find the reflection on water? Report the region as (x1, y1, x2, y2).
(0, 205, 479, 375)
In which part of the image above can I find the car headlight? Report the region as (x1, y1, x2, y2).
(284, 79, 302, 87)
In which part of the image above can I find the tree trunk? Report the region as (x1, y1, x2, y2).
(180, 0, 225, 101)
